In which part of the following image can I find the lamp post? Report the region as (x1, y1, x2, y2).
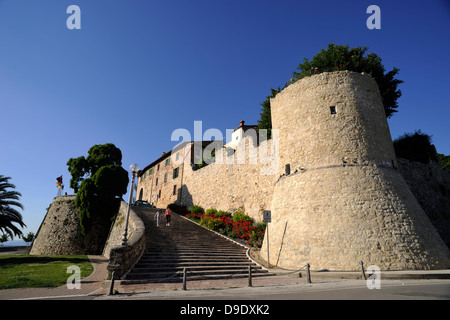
(122, 163, 140, 246)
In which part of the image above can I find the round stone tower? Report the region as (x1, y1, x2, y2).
(261, 71, 450, 270)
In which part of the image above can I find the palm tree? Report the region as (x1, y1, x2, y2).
(0, 175, 25, 239)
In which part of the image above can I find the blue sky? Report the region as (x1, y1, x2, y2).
(1, 0, 449, 238)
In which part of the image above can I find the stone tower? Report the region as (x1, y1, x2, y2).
(261, 71, 450, 271)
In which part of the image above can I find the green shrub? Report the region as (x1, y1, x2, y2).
(253, 221, 267, 232)
(199, 215, 212, 227)
(216, 210, 232, 218)
(190, 205, 205, 214)
(393, 130, 439, 164)
(232, 210, 253, 223)
(200, 215, 224, 232)
(205, 208, 218, 216)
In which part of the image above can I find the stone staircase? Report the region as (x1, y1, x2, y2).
(123, 207, 272, 283)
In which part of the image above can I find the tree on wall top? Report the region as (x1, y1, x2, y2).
(67, 143, 128, 236)
(257, 43, 404, 133)
(292, 43, 403, 118)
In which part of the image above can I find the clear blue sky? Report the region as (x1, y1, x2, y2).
(1, 0, 449, 238)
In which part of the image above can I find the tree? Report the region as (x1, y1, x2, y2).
(66, 156, 88, 193)
(22, 231, 35, 243)
(67, 143, 123, 193)
(291, 43, 403, 118)
(0, 175, 26, 239)
(393, 130, 439, 164)
(438, 154, 450, 171)
(67, 144, 129, 236)
(0, 234, 9, 246)
(256, 88, 281, 139)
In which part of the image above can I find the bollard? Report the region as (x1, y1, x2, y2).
(306, 263, 312, 284)
(248, 266, 253, 287)
(109, 271, 116, 295)
(360, 261, 367, 280)
(182, 268, 187, 290)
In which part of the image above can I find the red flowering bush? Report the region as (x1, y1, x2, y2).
(185, 212, 203, 221)
(185, 208, 266, 248)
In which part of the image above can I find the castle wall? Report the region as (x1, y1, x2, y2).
(29, 196, 97, 255)
(397, 158, 450, 246)
(103, 200, 143, 259)
(261, 71, 450, 270)
(179, 137, 276, 221)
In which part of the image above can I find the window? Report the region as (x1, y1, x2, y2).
(149, 168, 153, 175)
(176, 152, 180, 161)
(173, 185, 177, 196)
(157, 164, 160, 171)
(158, 190, 161, 199)
(330, 106, 337, 115)
(173, 167, 179, 179)
(155, 178, 158, 186)
(165, 158, 170, 166)
(164, 173, 167, 183)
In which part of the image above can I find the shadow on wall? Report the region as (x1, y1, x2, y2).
(178, 185, 193, 210)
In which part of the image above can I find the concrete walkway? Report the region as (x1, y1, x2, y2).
(1, 252, 450, 300)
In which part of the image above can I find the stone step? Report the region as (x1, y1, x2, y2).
(141, 249, 246, 255)
(125, 268, 270, 281)
(137, 257, 251, 264)
(125, 208, 273, 282)
(130, 264, 264, 273)
(134, 260, 258, 268)
(141, 251, 247, 257)
(123, 272, 272, 284)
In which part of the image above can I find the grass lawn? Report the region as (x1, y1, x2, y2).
(0, 252, 94, 290)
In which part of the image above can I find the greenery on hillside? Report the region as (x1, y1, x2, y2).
(439, 154, 450, 171)
(393, 130, 450, 171)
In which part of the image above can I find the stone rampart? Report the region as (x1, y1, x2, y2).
(180, 137, 276, 220)
(261, 71, 450, 270)
(105, 201, 146, 278)
(30, 195, 88, 255)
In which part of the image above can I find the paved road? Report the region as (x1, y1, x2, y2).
(22, 279, 450, 319)
(97, 279, 450, 300)
(37, 279, 449, 300)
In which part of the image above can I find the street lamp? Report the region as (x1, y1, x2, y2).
(122, 163, 140, 246)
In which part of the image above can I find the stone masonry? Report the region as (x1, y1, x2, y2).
(260, 71, 450, 271)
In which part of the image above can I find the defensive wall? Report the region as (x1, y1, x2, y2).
(30, 196, 146, 278)
(29, 71, 450, 274)
(260, 71, 450, 270)
(179, 137, 276, 220)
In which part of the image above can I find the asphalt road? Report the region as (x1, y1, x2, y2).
(97, 279, 450, 300)
(37, 279, 450, 301)
(28, 280, 449, 318)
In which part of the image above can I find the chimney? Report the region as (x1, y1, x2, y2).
(240, 120, 245, 127)
(162, 152, 166, 156)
